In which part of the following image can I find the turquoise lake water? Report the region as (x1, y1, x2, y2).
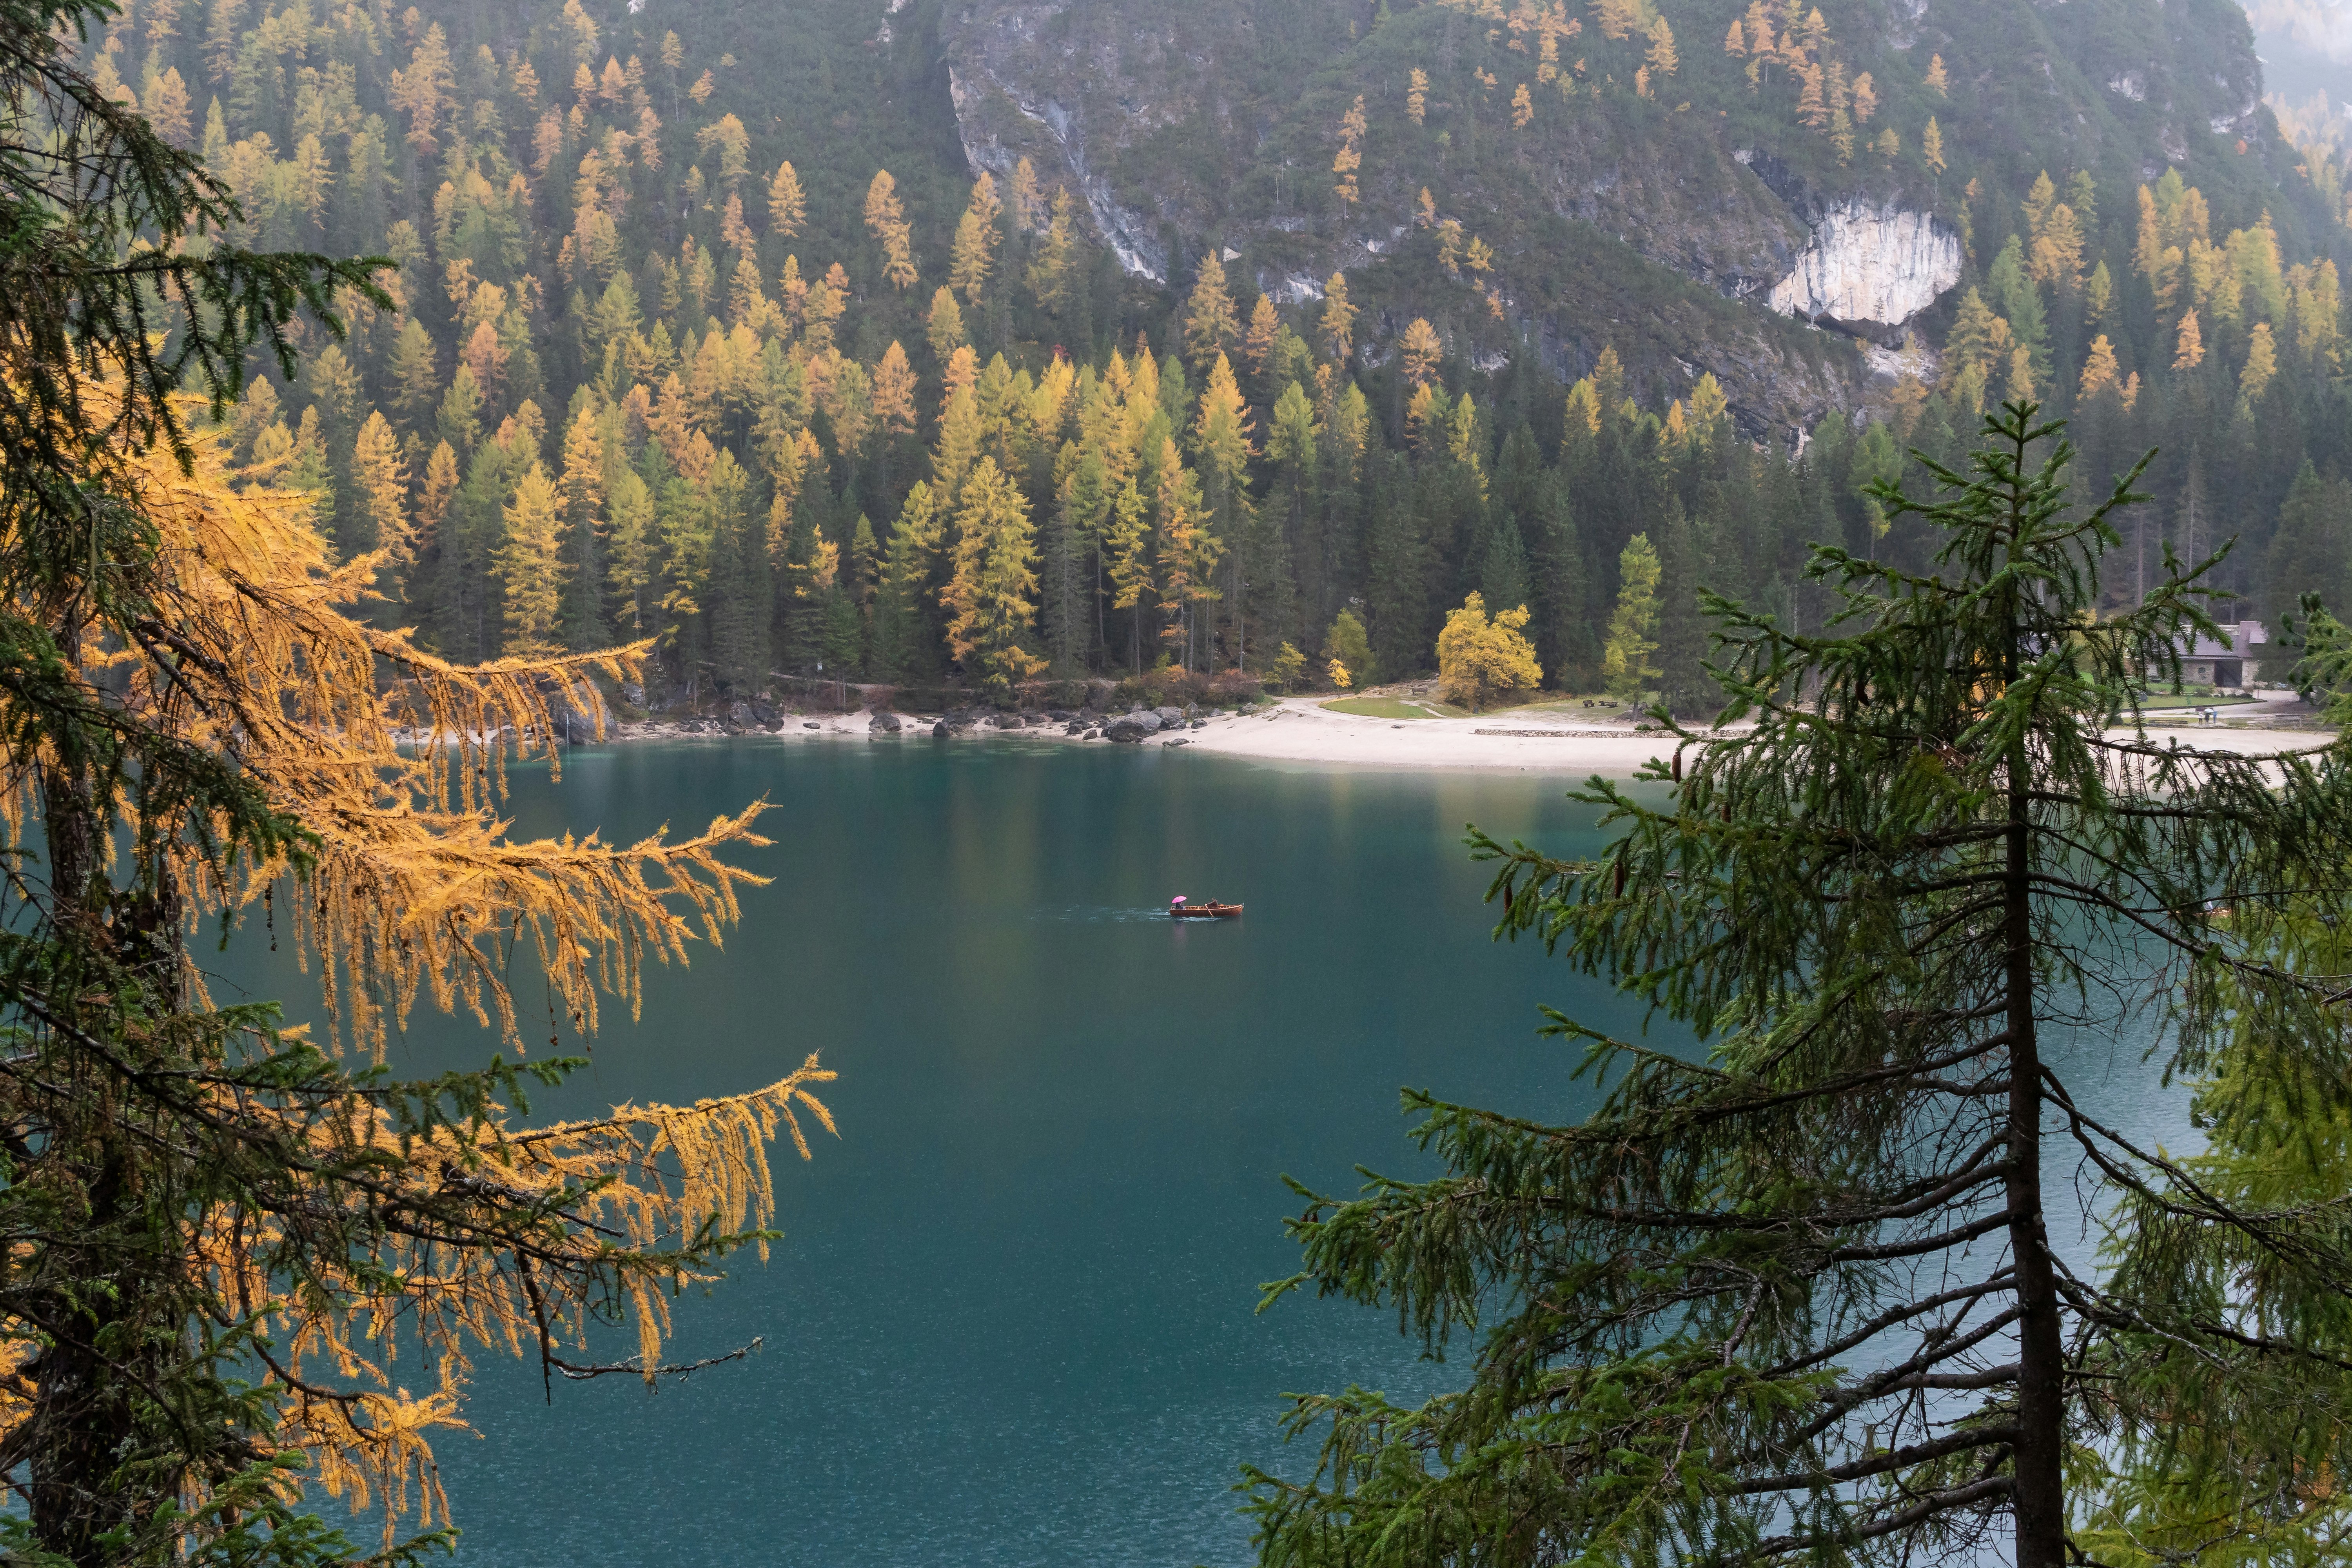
(213, 739, 2182, 1566)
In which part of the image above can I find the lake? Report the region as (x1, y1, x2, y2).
(216, 739, 2181, 1567)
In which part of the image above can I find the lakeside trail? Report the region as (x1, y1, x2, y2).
(597, 691, 2341, 779)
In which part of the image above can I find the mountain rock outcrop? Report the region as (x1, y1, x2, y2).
(935, 0, 2292, 432)
(1766, 203, 1963, 333)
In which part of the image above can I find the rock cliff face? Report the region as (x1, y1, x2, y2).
(934, 0, 2282, 432)
(1766, 204, 1963, 333)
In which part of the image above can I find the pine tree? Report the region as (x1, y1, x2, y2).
(437, 362, 485, 457)
(2174, 309, 2205, 370)
(558, 404, 610, 650)
(864, 169, 918, 290)
(941, 456, 1044, 695)
(1249, 404, 2352, 1568)
(1027, 187, 1078, 315)
(1245, 294, 1281, 379)
(873, 341, 920, 439)
(927, 285, 969, 364)
(352, 409, 410, 608)
(1183, 250, 1242, 368)
(495, 460, 567, 658)
(1331, 95, 1365, 212)
(1319, 273, 1358, 363)
(871, 482, 942, 682)
(1645, 15, 1677, 75)
(2240, 319, 2279, 406)
(949, 175, 999, 303)
(767, 159, 805, 238)
(1601, 530, 1660, 701)
(1105, 477, 1154, 671)
(389, 315, 441, 433)
(703, 448, 770, 692)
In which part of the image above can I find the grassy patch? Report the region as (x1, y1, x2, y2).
(1324, 697, 1438, 719)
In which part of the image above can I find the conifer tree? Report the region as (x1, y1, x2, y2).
(1183, 251, 1242, 368)
(558, 404, 610, 650)
(1248, 403, 2352, 1568)
(1319, 273, 1358, 363)
(389, 315, 442, 432)
(949, 174, 999, 303)
(352, 408, 410, 603)
(1399, 318, 1442, 387)
(1027, 187, 1078, 316)
(864, 169, 919, 291)
(1244, 294, 1281, 379)
(1331, 94, 1365, 212)
(496, 460, 568, 658)
(768, 159, 806, 238)
(928, 285, 969, 365)
(1105, 477, 1154, 671)
(942, 456, 1044, 695)
(1601, 530, 1661, 701)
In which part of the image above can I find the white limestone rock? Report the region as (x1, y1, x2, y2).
(1767, 204, 1962, 329)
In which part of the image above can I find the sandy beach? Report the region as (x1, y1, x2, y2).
(618, 691, 2339, 779)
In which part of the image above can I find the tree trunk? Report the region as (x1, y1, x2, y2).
(2004, 577, 2066, 1568)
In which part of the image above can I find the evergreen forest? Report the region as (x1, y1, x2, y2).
(77, 0, 2352, 709)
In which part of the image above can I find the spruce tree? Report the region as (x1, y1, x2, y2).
(1247, 403, 2352, 1568)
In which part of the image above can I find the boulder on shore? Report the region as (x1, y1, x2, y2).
(1104, 713, 1160, 742)
(1152, 706, 1184, 728)
(931, 720, 950, 738)
(870, 711, 903, 733)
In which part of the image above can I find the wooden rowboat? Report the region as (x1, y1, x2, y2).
(1170, 902, 1243, 918)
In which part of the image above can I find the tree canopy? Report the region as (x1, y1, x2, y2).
(1247, 403, 2352, 1568)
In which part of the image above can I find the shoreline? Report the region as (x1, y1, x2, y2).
(568, 695, 2341, 779)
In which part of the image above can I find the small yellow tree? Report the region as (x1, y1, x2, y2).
(1437, 591, 1543, 711)
(1332, 94, 1367, 211)
(864, 169, 919, 290)
(768, 159, 806, 236)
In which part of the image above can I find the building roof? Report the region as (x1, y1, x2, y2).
(2177, 620, 2266, 660)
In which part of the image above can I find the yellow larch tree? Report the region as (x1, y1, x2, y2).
(0, 378, 839, 1563)
(1512, 81, 1534, 126)
(1320, 272, 1359, 361)
(950, 174, 999, 302)
(497, 460, 569, 657)
(1332, 94, 1366, 212)
(873, 340, 920, 437)
(2078, 334, 2122, 402)
(1244, 294, 1281, 376)
(1408, 65, 1429, 123)
(2241, 320, 2279, 404)
(768, 159, 806, 237)
(1437, 591, 1543, 710)
(1645, 15, 1677, 75)
(940, 455, 1045, 694)
(1924, 52, 1947, 95)
(2174, 309, 2205, 370)
(928, 285, 969, 363)
(1183, 250, 1242, 367)
(1401, 316, 1443, 385)
(864, 169, 919, 290)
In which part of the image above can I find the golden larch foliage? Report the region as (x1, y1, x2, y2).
(0, 383, 840, 1542)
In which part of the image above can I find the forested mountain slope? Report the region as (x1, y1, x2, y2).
(89, 0, 2352, 708)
